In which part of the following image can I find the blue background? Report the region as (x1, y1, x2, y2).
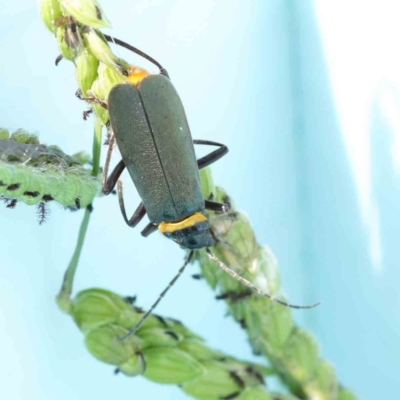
(0, 1, 399, 399)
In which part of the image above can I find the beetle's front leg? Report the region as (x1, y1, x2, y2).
(76, 89, 108, 109)
(102, 133, 123, 195)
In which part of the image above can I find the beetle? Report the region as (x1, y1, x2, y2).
(103, 76, 229, 249)
(86, 37, 320, 338)
(101, 37, 228, 250)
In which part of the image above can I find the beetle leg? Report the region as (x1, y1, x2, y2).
(117, 180, 146, 228)
(116, 180, 147, 228)
(76, 89, 108, 109)
(205, 199, 229, 213)
(102, 133, 124, 195)
(141, 222, 159, 237)
(102, 159, 125, 195)
(193, 140, 228, 169)
(103, 135, 147, 227)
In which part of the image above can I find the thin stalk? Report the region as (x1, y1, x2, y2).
(56, 118, 103, 313)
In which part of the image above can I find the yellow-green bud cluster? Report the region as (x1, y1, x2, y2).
(197, 169, 357, 400)
(70, 288, 273, 399)
(39, 0, 136, 127)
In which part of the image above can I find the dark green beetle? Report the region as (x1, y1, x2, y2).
(102, 42, 228, 249)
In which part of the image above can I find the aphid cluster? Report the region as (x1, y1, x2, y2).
(0, 131, 99, 223)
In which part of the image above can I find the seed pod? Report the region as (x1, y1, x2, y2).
(181, 360, 242, 399)
(75, 47, 99, 96)
(136, 327, 183, 349)
(303, 361, 337, 400)
(72, 288, 140, 333)
(281, 327, 319, 383)
(178, 339, 223, 362)
(82, 28, 118, 70)
(236, 387, 273, 400)
(85, 324, 143, 376)
(245, 296, 293, 354)
(89, 63, 127, 124)
(142, 347, 205, 384)
(61, 0, 111, 28)
(39, 0, 62, 33)
(56, 24, 82, 61)
(337, 388, 358, 400)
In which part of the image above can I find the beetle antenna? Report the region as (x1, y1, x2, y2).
(103, 34, 169, 78)
(206, 249, 321, 310)
(119, 251, 194, 341)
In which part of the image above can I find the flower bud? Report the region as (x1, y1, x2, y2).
(56, 24, 82, 61)
(89, 63, 126, 124)
(118, 353, 145, 377)
(143, 347, 204, 384)
(39, 0, 62, 33)
(237, 387, 273, 400)
(75, 47, 99, 96)
(82, 28, 118, 70)
(61, 0, 111, 28)
(246, 298, 292, 353)
(72, 288, 139, 333)
(178, 339, 221, 362)
(181, 360, 241, 399)
(304, 361, 337, 400)
(337, 388, 358, 400)
(281, 327, 319, 383)
(137, 328, 182, 349)
(84, 325, 142, 369)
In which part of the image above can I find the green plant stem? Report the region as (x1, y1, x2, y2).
(55, 208, 91, 313)
(92, 116, 102, 177)
(56, 118, 103, 313)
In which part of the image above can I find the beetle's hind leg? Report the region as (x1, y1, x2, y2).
(102, 133, 122, 194)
